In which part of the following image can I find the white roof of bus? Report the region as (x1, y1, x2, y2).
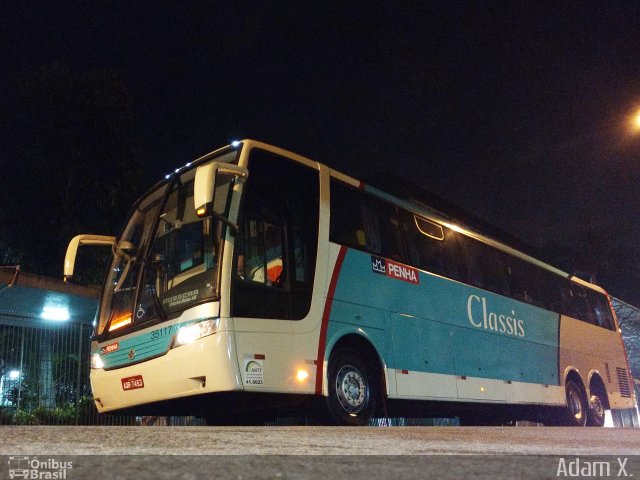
(238, 140, 609, 296)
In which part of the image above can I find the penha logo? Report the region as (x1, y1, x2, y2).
(100, 342, 119, 355)
(371, 256, 386, 274)
(371, 255, 420, 285)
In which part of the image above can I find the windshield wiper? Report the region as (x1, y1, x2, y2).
(149, 283, 168, 321)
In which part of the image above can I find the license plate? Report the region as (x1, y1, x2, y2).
(121, 375, 144, 391)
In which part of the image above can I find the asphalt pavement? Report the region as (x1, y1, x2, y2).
(1, 426, 639, 479)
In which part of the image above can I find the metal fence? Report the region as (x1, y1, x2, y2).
(612, 297, 640, 422)
(0, 319, 138, 425)
(1, 285, 639, 426)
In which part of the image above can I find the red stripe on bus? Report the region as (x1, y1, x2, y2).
(315, 246, 348, 394)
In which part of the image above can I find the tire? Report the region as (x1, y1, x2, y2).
(565, 379, 587, 427)
(587, 387, 606, 427)
(326, 349, 379, 426)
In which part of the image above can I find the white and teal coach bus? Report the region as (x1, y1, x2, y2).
(64, 140, 636, 426)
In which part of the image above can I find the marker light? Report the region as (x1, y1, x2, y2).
(109, 313, 132, 332)
(296, 369, 309, 382)
(91, 354, 104, 369)
(174, 319, 219, 347)
(231, 140, 241, 147)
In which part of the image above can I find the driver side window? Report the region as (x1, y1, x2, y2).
(236, 204, 285, 288)
(232, 148, 319, 320)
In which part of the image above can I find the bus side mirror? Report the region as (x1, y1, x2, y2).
(64, 234, 116, 282)
(194, 162, 248, 217)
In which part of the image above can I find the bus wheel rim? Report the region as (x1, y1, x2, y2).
(590, 394, 604, 423)
(568, 385, 584, 421)
(335, 364, 368, 414)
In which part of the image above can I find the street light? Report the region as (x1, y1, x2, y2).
(41, 305, 70, 321)
(634, 109, 640, 131)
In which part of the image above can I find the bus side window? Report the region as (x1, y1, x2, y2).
(570, 285, 596, 325)
(234, 148, 320, 321)
(587, 290, 615, 330)
(557, 280, 583, 320)
(397, 210, 464, 281)
(330, 180, 405, 262)
(458, 235, 511, 298)
(236, 207, 285, 288)
(506, 258, 548, 309)
(541, 273, 568, 316)
(398, 210, 445, 276)
(330, 181, 366, 249)
(360, 202, 382, 253)
(361, 197, 405, 261)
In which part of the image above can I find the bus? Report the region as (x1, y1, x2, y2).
(64, 139, 637, 426)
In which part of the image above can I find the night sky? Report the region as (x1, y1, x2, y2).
(2, 3, 640, 301)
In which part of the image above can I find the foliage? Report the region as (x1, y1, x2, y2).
(1, 396, 101, 425)
(12, 408, 39, 425)
(0, 63, 146, 279)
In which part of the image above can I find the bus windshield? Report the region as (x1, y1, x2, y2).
(97, 150, 238, 337)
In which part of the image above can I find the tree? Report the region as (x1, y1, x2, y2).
(0, 63, 146, 278)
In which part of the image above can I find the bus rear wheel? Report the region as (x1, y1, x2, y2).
(326, 349, 378, 426)
(587, 388, 606, 427)
(565, 379, 587, 427)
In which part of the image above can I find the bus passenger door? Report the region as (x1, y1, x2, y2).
(231, 147, 320, 392)
(233, 199, 291, 319)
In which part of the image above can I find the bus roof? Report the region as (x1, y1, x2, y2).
(137, 139, 608, 297)
(238, 140, 609, 296)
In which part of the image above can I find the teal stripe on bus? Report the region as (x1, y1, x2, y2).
(326, 248, 560, 386)
(94, 320, 195, 369)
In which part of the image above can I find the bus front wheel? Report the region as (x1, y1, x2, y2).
(326, 349, 378, 426)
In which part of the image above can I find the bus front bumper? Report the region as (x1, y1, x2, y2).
(90, 331, 242, 413)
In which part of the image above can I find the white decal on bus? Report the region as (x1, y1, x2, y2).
(467, 294, 525, 337)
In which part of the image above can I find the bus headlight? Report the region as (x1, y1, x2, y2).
(173, 319, 219, 347)
(91, 354, 104, 369)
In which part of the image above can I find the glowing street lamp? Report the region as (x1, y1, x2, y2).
(634, 109, 640, 131)
(623, 108, 640, 137)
